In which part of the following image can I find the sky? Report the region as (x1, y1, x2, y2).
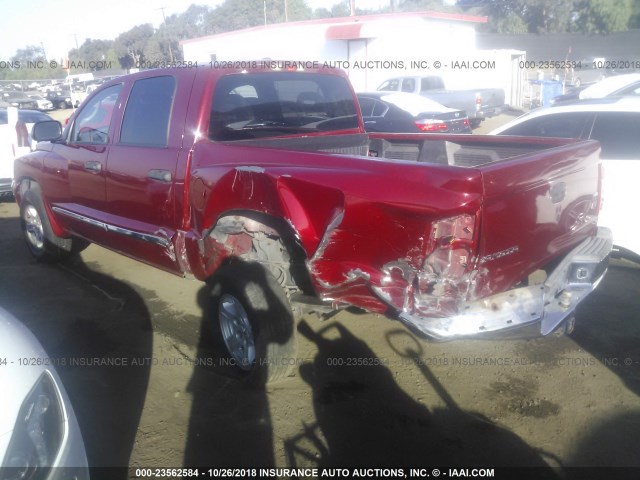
(0, 0, 390, 62)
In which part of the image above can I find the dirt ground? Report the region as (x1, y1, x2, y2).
(1, 112, 640, 478)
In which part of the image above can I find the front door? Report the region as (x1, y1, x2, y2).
(58, 84, 123, 211)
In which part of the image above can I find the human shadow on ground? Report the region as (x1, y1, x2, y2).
(183, 261, 296, 468)
(291, 320, 560, 474)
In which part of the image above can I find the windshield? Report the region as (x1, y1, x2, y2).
(209, 72, 359, 141)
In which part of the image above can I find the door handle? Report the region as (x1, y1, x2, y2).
(147, 169, 172, 183)
(84, 161, 102, 173)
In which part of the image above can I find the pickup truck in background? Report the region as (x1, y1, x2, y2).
(14, 65, 611, 383)
(377, 75, 505, 127)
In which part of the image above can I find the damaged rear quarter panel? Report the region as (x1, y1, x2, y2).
(188, 140, 485, 313)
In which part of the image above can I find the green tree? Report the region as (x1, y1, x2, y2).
(460, 0, 632, 33)
(204, 0, 312, 33)
(574, 0, 632, 33)
(630, 0, 640, 27)
(1, 45, 65, 80)
(523, 0, 575, 33)
(493, 12, 528, 33)
(68, 39, 118, 72)
(113, 24, 155, 70)
(397, 0, 462, 13)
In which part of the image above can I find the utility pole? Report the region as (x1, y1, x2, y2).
(158, 7, 175, 63)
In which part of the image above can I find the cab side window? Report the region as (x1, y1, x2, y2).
(500, 112, 593, 139)
(120, 76, 176, 147)
(401, 78, 415, 93)
(70, 84, 122, 144)
(590, 112, 640, 159)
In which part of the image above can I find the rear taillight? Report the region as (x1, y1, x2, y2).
(423, 214, 476, 280)
(408, 213, 478, 315)
(415, 119, 448, 132)
(596, 162, 604, 215)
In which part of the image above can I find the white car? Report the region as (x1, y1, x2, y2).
(577, 73, 640, 100)
(0, 306, 89, 479)
(1, 108, 54, 195)
(491, 97, 640, 259)
(28, 95, 54, 111)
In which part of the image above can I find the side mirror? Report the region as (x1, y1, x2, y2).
(33, 120, 63, 142)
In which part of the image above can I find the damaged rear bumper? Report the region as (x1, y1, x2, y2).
(398, 227, 612, 340)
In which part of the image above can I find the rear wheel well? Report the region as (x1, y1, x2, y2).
(208, 212, 314, 297)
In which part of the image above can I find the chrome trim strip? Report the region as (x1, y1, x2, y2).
(52, 206, 171, 248)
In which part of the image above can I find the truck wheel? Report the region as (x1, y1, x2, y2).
(209, 261, 297, 384)
(20, 188, 87, 262)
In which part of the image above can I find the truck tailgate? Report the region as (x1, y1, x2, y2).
(473, 139, 602, 299)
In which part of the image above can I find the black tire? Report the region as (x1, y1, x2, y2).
(470, 118, 482, 129)
(208, 260, 297, 384)
(20, 187, 88, 262)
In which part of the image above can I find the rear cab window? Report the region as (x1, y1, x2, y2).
(208, 72, 358, 141)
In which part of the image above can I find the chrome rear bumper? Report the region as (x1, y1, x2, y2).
(399, 227, 612, 340)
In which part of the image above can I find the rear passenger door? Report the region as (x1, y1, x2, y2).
(104, 73, 193, 272)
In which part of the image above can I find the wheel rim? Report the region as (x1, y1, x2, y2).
(23, 204, 45, 251)
(219, 293, 256, 371)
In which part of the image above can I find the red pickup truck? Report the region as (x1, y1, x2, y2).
(14, 65, 611, 382)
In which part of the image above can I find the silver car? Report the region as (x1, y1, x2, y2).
(0, 306, 89, 479)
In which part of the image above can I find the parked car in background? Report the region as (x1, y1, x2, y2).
(45, 90, 74, 110)
(1, 91, 38, 110)
(491, 96, 640, 259)
(28, 95, 54, 111)
(1, 108, 54, 146)
(1, 108, 53, 195)
(552, 73, 640, 104)
(0, 306, 89, 479)
(377, 75, 505, 127)
(357, 92, 471, 133)
(559, 58, 608, 87)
